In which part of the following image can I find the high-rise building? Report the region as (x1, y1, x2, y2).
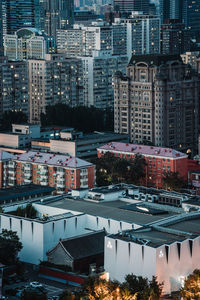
(161, 19, 191, 55)
(182, 0, 200, 38)
(4, 28, 55, 61)
(0, 0, 3, 56)
(117, 12, 160, 60)
(114, 0, 150, 14)
(0, 57, 29, 117)
(28, 54, 84, 123)
(158, 0, 200, 37)
(43, 0, 74, 40)
(2, 0, 42, 34)
(57, 22, 113, 57)
(80, 50, 128, 108)
(114, 55, 200, 153)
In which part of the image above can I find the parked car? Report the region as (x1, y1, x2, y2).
(30, 281, 43, 288)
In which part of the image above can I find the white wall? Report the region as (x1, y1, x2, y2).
(104, 236, 156, 283)
(156, 237, 200, 294)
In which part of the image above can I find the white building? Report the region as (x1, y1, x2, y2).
(57, 22, 112, 57)
(105, 212, 200, 295)
(80, 50, 128, 108)
(4, 28, 55, 61)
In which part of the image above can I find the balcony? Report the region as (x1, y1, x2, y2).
(57, 182, 65, 188)
(57, 169, 65, 176)
(39, 169, 48, 175)
(24, 178, 32, 184)
(40, 181, 48, 186)
(8, 169, 16, 175)
(24, 165, 32, 171)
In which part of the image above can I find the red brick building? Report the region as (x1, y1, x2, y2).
(97, 142, 188, 188)
(3, 151, 95, 193)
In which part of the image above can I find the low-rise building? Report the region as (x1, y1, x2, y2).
(47, 231, 105, 273)
(97, 142, 188, 188)
(2, 151, 95, 193)
(105, 212, 200, 295)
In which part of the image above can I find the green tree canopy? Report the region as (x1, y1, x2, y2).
(95, 152, 146, 186)
(0, 229, 22, 265)
(162, 171, 187, 192)
(180, 269, 200, 299)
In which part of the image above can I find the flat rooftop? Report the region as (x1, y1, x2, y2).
(46, 198, 176, 226)
(112, 226, 195, 248)
(164, 216, 200, 235)
(0, 184, 55, 203)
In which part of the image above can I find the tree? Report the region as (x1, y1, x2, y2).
(14, 204, 37, 218)
(40, 104, 114, 132)
(162, 172, 187, 191)
(122, 274, 163, 300)
(180, 269, 200, 299)
(0, 229, 22, 265)
(82, 276, 151, 300)
(95, 152, 146, 186)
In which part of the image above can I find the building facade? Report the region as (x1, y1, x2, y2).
(161, 20, 191, 55)
(97, 142, 188, 188)
(28, 54, 84, 123)
(0, 57, 29, 116)
(114, 0, 150, 14)
(105, 213, 200, 295)
(115, 12, 160, 59)
(2, 151, 95, 193)
(2, 0, 41, 34)
(42, 0, 74, 40)
(114, 55, 200, 154)
(4, 28, 55, 61)
(57, 22, 113, 57)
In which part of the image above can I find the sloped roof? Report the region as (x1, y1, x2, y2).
(60, 231, 106, 259)
(0, 150, 15, 161)
(13, 151, 92, 168)
(98, 142, 187, 159)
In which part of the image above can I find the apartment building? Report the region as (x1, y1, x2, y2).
(2, 151, 95, 193)
(56, 22, 112, 56)
(80, 50, 128, 108)
(0, 57, 29, 116)
(115, 12, 160, 60)
(97, 142, 188, 188)
(28, 54, 84, 123)
(161, 20, 190, 55)
(4, 28, 55, 61)
(114, 54, 200, 154)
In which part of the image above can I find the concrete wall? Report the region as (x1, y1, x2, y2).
(104, 236, 156, 283)
(50, 140, 76, 156)
(156, 237, 200, 294)
(104, 235, 200, 295)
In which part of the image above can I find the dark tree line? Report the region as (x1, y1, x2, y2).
(0, 111, 27, 131)
(41, 104, 114, 132)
